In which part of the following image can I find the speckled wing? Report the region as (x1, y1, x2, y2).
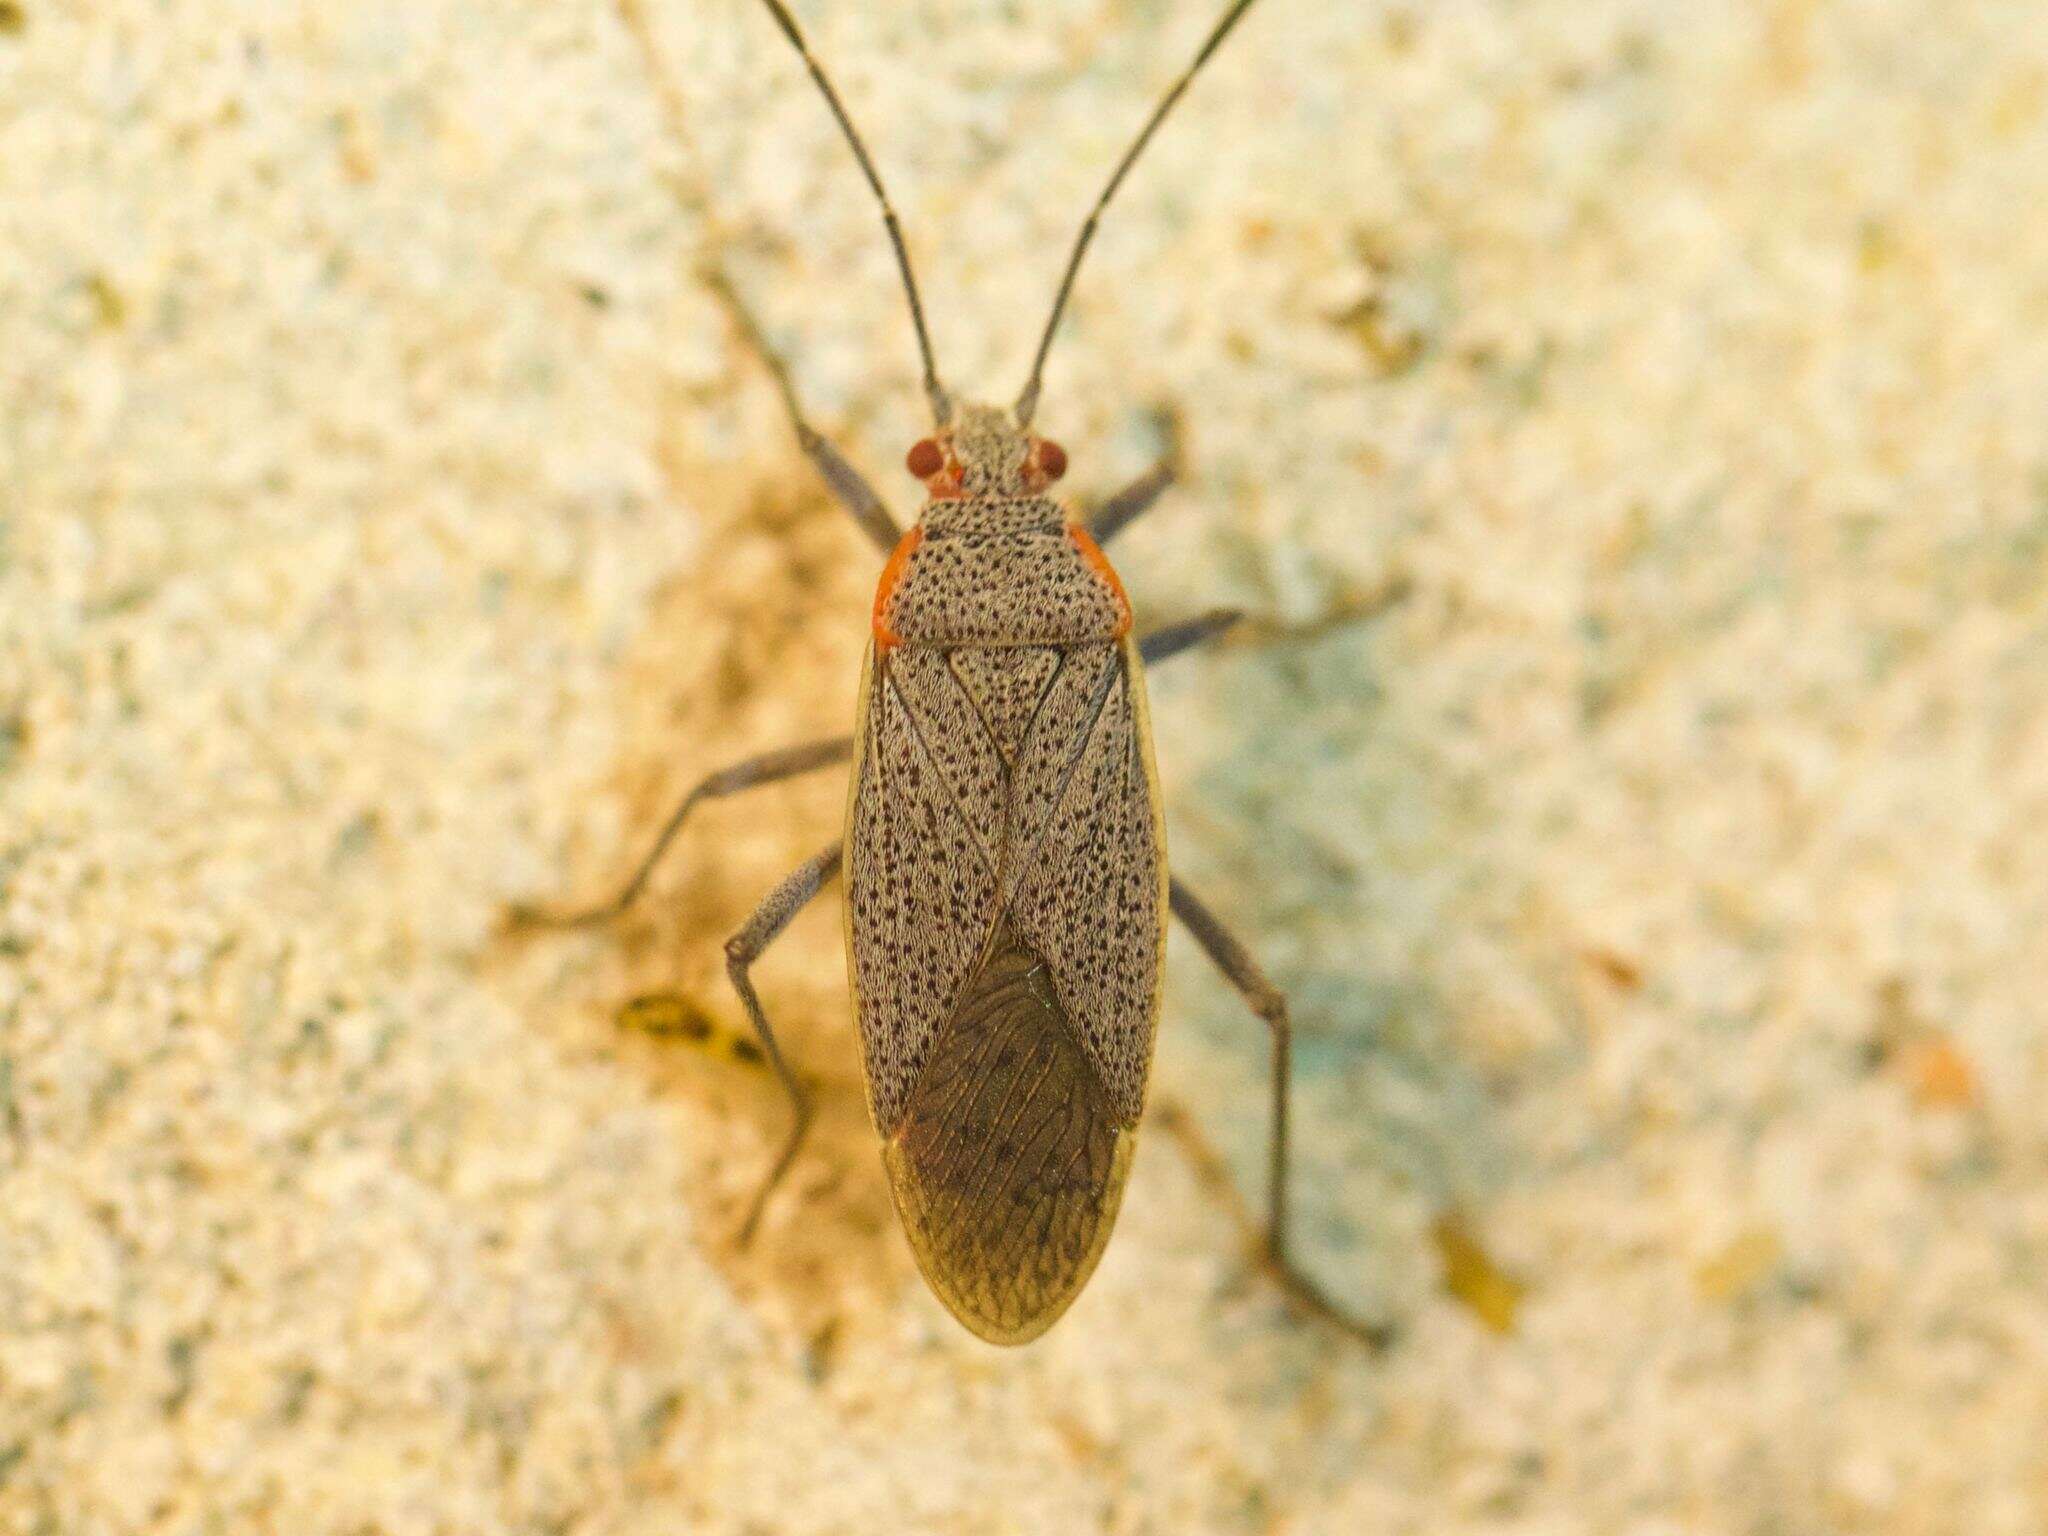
(844, 647, 1004, 1138)
(999, 639, 1166, 1127)
(846, 637, 1167, 1343)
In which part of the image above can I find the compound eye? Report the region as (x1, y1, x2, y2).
(906, 438, 944, 479)
(1037, 439, 1068, 482)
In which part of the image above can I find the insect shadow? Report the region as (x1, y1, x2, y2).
(488, 464, 918, 1354)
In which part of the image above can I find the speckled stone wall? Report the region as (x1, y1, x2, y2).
(3, 1, 2045, 1531)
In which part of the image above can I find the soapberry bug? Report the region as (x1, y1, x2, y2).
(522, 0, 1388, 1347)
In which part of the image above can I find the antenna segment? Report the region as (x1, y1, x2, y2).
(753, 0, 953, 425)
(1015, 0, 1270, 427)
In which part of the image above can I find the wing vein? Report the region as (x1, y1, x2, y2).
(1011, 651, 1123, 872)
(886, 664, 999, 877)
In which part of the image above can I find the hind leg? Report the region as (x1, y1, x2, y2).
(725, 842, 844, 1244)
(1168, 877, 1394, 1349)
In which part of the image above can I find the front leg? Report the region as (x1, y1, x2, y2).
(612, 0, 904, 557)
(699, 265, 903, 556)
(1086, 460, 1175, 545)
(1086, 406, 1184, 545)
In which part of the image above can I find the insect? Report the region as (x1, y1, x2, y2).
(523, 0, 1386, 1346)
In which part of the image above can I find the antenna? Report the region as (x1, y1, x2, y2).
(752, 0, 952, 425)
(1015, 0, 1269, 427)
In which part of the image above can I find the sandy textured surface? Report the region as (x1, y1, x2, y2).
(5, 0, 2047, 1530)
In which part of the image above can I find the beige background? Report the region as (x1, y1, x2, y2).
(3, 0, 2046, 1530)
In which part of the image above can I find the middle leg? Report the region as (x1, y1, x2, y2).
(1138, 608, 1242, 667)
(511, 736, 852, 929)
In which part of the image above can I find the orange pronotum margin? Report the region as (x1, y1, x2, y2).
(874, 522, 1133, 649)
(871, 526, 924, 650)
(1067, 523, 1133, 637)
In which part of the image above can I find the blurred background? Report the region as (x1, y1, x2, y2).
(3, 0, 2046, 1530)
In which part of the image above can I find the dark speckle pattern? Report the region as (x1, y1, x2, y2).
(849, 657, 1002, 1132)
(848, 636, 1163, 1134)
(949, 647, 1061, 763)
(882, 513, 1128, 647)
(999, 644, 1119, 921)
(1003, 649, 1161, 1122)
(887, 650, 1006, 870)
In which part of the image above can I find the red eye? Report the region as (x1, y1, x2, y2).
(906, 438, 944, 478)
(1037, 439, 1068, 482)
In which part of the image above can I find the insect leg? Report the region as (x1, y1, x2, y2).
(611, 1, 906, 554)
(743, 0, 951, 428)
(1168, 877, 1392, 1348)
(699, 266, 904, 556)
(1086, 460, 1176, 545)
(510, 737, 852, 928)
(1137, 608, 1243, 668)
(726, 841, 843, 1244)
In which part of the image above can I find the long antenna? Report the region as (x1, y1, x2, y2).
(753, 0, 951, 425)
(1015, 0, 1268, 427)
